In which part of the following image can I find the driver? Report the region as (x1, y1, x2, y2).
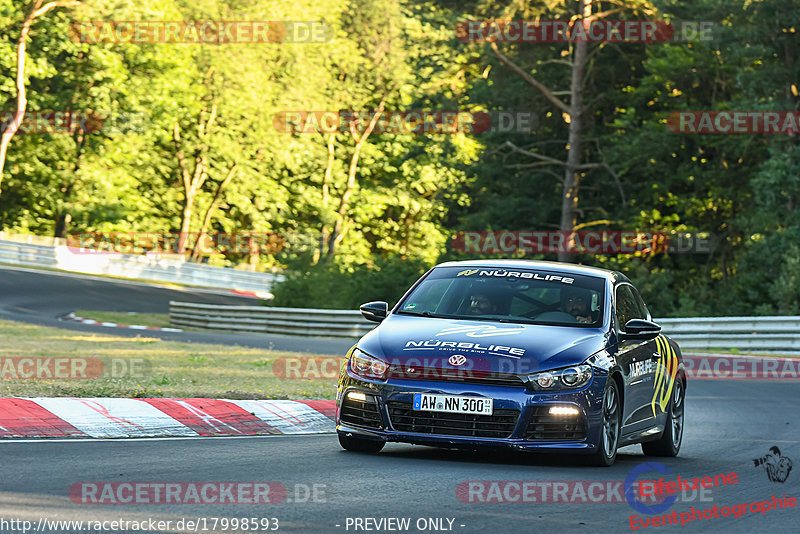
(561, 287, 594, 324)
(467, 288, 500, 315)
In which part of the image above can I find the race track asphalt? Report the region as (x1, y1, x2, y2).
(0, 266, 355, 355)
(1, 380, 798, 534)
(1, 266, 798, 534)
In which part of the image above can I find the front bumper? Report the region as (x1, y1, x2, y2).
(335, 370, 609, 453)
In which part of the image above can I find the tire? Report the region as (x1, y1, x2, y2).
(338, 432, 385, 453)
(642, 379, 685, 457)
(588, 378, 621, 467)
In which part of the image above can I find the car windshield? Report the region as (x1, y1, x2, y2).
(397, 266, 606, 327)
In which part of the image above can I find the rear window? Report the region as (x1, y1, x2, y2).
(397, 266, 606, 327)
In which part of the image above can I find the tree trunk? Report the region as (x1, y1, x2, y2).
(0, 3, 38, 199)
(178, 196, 195, 255)
(173, 109, 214, 255)
(325, 97, 387, 260)
(0, 0, 82, 201)
(327, 133, 366, 258)
(190, 164, 237, 261)
(248, 234, 259, 271)
(558, 0, 591, 262)
(315, 133, 336, 264)
(54, 211, 72, 238)
(491, 0, 624, 263)
(54, 129, 86, 238)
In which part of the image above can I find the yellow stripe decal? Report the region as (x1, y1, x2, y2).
(651, 335, 679, 417)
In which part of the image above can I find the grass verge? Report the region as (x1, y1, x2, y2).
(74, 310, 172, 329)
(0, 319, 338, 399)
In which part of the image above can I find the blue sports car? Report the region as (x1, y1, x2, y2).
(335, 260, 686, 466)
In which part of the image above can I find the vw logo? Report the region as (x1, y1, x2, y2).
(448, 354, 467, 366)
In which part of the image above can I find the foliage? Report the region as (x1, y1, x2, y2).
(270, 255, 429, 309)
(1, 0, 798, 314)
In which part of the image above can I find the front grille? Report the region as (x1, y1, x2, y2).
(340, 394, 382, 429)
(387, 401, 519, 438)
(524, 406, 586, 441)
(387, 366, 526, 388)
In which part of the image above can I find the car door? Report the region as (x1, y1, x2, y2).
(614, 283, 659, 431)
(631, 285, 675, 425)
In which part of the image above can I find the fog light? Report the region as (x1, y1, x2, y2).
(549, 406, 580, 416)
(347, 391, 367, 402)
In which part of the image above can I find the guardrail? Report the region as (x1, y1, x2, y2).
(168, 302, 800, 349)
(655, 316, 800, 351)
(169, 301, 374, 337)
(0, 235, 282, 293)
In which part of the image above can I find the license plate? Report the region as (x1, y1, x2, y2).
(413, 393, 493, 415)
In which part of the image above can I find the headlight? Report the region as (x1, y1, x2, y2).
(528, 364, 592, 391)
(348, 348, 389, 380)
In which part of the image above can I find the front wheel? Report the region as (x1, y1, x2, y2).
(588, 378, 621, 467)
(338, 432, 385, 453)
(642, 379, 685, 457)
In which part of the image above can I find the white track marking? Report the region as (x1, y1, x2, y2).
(29, 398, 198, 438)
(229, 400, 335, 434)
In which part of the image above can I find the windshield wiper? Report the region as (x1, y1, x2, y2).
(497, 318, 537, 325)
(396, 310, 461, 319)
(397, 311, 529, 324)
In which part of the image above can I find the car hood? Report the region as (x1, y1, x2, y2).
(357, 314, 609, 375)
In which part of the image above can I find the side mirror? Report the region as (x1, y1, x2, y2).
(621, 319, 661, 341)
(360, 301, 389, 323)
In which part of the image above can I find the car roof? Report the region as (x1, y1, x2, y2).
(434, 259, 628, 284)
